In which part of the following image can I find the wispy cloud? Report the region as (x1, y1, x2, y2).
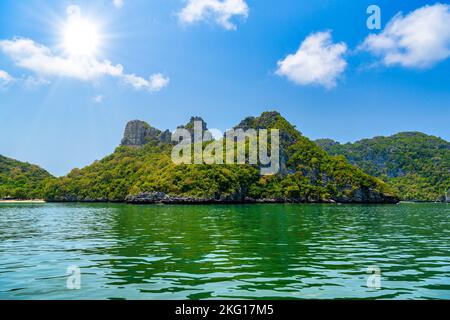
(276, 31, 348, 89)
(93, 95, 104, 103)
(178, 0, 249, 30)
(113, 0, 124, 9)
(0, 38, 169, 92)
(0, 69, 14, 87)
(0, 70, 50, 90)
(124, 73, 170, 92)
(360, 3, 450, 69)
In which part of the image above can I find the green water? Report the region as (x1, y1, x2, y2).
(0, 203, 449, 300)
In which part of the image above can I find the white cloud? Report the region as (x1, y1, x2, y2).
(0, 69, 14, 87)
(360, 3, 450, 68)
(113, 0, 124, 9)
(276, 31, 347, 89)
(0, 38, 169, 92)
(93, 95, 104, 103)
(124, 73, 170, 92)
(0, 38, 123, 80)
(179, 0, 249, 30)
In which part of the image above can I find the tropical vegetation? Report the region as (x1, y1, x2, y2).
(316, 132, 450, 201)
(0, 155, 53, 199)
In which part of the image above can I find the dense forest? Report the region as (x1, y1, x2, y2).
(316, 132, 450, 201)
(0, 155, 53, 199)
(42, 112, 397, 203)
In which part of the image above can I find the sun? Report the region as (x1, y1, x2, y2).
(63, 18, 99, 56)
(62, 8, 100, 57)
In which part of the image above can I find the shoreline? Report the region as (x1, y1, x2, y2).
(46, 199, 400, 205)
(2, 199, 444, 205)
(0, 199, 46, 204)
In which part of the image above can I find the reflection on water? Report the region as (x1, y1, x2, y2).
(0, 203, 449, 299)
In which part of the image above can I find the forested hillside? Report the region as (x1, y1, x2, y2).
(0, 155, 53, 199)
(316, 132, 450, 201)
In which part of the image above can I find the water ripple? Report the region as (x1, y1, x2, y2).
(0, 203, 449, 299)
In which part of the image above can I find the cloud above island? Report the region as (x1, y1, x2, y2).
(360, 3, 450, 68)
(0, 37, 169, 92)
(178, 0, 249, 30)
(276, 31, 348, 89)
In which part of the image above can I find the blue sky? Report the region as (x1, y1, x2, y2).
(0, 0, 449, 176)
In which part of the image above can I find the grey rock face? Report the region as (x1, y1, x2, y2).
(121, 120, 172, 147)
(121, 117, 214, 147)
(160, 130, 172, 144)
(124, 191, 397, 204)
(121, 120, 151, 146)
(125, 192, 215, 204)
(125, 192, 261, 204)
(336, 188, 398, 204)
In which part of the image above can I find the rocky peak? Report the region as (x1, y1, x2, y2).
(178, 117, 208, 132)
(235, 111, 302, 146)
(121, 120, 171, 147)
(177, 116, 213, 141)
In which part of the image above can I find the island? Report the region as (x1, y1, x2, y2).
(2, 111, 449, 204)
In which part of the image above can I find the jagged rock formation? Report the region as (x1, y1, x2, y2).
(121, 120, 171, 146)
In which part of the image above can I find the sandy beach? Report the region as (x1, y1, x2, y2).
(0, 200, 46, 204)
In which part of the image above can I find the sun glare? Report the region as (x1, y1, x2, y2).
(63, 16, 100, 56)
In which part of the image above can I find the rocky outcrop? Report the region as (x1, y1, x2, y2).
(177, 117, 213, 142)
(125, 192, 277, 204)
(125, 190, 397, 205)
(336, 188, 398, 204)
(160, 129, 172, 144)
(121, 120, 172, 147)
(126, 192, 213, 204)
(121, 117, 214, 147)
(125, 192, 248, 204)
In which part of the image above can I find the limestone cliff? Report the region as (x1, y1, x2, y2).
(121, 120, 171, 146)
